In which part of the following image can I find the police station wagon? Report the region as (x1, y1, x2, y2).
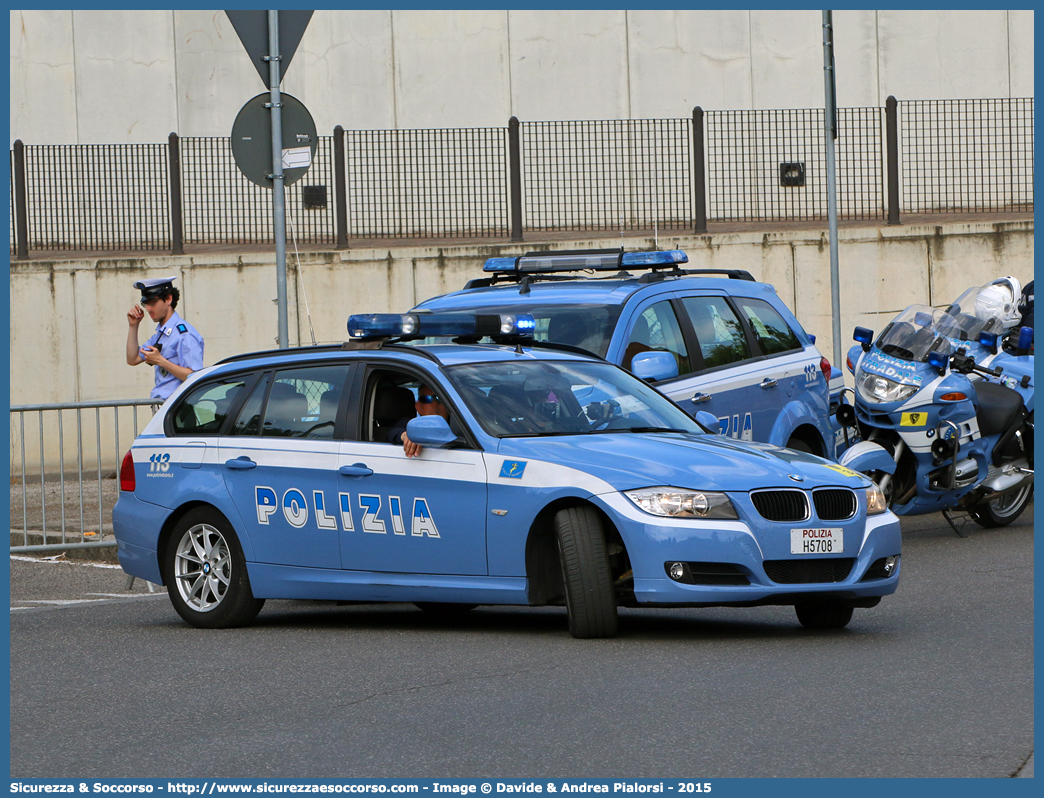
(113, 312, 901, 638)
(415, 249, 839, 456)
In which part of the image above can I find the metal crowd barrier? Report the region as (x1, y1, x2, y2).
(9, 398, 156, 553)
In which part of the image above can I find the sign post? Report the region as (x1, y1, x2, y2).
(226, 10, 314, 348)
(822, 10, 842, 369)
(268, 11, 288, 349)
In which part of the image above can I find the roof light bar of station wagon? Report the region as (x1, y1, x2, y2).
(347, 312, 536, 340)
(483, 249, 689, 274)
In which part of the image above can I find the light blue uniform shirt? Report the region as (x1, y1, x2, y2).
(142, 311, 204, 400)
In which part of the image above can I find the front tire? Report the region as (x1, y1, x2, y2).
(795, 600, 854, 630)
(969, 483, 1033, 528)
(554, 506, 618, 639)
(785, 436, 816, 455)
(164, 508, 264, 628)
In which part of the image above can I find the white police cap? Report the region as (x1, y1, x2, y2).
(133, 276, 178, 301)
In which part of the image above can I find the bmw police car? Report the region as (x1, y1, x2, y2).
(113, 312, 901, 638)
(414, 249, 841, 456)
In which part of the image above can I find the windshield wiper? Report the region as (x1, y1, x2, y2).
(593, 426, 691, 434)
(498, 431, 589, 438)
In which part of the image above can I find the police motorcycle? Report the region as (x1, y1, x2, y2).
(835, 277, 1033, 533)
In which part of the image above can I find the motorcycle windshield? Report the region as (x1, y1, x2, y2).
(874, 304, 990, 362)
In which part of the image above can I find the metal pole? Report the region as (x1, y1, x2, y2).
(508, 117, 523, 242)
(333, 125, 348, 249)
(168, 132, 184, 254)
(13, 139, 29, 259)
(692, 107, 707, 234)
(822, 10, 842, 369)
(885, 96, 901, 225)
(268, 10, 289, 349)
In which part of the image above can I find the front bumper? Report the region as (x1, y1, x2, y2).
(593, 493, 902, 607)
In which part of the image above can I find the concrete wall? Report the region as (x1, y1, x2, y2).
(10, 9, 1034, 145)
(9, 219, 1034, 470)
(11, 219, 1033, 403)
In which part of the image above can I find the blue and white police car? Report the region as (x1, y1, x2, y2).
(415, 249, 841, 456)
(113, 312, 901, 638)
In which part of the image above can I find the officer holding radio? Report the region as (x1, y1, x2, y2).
(126, 276, 204, 401)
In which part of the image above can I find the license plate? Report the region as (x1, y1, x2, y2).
(790, 528, 843, 555)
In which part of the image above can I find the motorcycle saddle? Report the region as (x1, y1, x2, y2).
(975, 380, 1025, 438)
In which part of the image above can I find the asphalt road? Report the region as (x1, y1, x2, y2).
(9, 508, 1034, 779)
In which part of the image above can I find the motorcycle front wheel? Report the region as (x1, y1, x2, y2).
(969, 483, 1033, 528)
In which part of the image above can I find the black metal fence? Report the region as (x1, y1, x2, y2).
(520, 119, 693, 233)
(9, 96, 1033, 257)
(899, 98, 1034, 214)
(344, 127, 509, 239)
(705, 107, 884, 222)
(179, 136, 337, 246)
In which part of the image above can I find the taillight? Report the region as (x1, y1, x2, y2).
(119, 450, 136, 492)
(820, 357, 832, 380)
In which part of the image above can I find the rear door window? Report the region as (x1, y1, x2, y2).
(736, 298, 801, 356)
(680, 296, 752, 369)
(263, 365, 350, 438)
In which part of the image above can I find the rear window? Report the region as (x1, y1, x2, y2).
(412, 304, 622, 358)
(736, 298, 801, 355)
(170, 377, 250, 435)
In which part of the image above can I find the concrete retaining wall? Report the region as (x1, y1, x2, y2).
(11, 10, 1034, 145)
(9, 219, 1034, 470)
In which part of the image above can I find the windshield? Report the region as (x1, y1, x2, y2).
(444, 360, 703, 438)
(411, 304, 622, 357)
(874, 304, 993, 362)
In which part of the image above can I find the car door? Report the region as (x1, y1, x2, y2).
(219, 363, 353, 569)
(666, 293, 770, 441)
(334, 363, 488, 576)
(728, 295, 817, 441)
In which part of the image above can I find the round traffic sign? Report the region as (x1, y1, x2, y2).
(231, 93, 318, 188)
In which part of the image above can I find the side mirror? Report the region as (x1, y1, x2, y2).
(631, 351, 679, 382)
(405, 415, 457, 448)
(927, 350, 949, 373)
(694, 410, 722, 434)
(1017, 326, 1033, 356)
(853, 326, 874, 353)
(978, 330, 999, 354)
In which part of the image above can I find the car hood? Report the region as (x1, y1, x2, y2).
(496, 433, 870, 493)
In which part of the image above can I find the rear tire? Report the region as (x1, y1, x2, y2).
(969, 483, 1033, 528)
(164, 508, 264, 629)
(554, 505, 618, 639)
(795, 600, 853, 630)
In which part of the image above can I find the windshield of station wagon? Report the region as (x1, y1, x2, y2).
(445, 360, 704, 438)
(414, 304, 622, 357)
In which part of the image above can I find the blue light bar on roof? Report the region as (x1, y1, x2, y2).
(621, 250, 688, 267)
(482, 249, 688, 274)
(347, 312, 536, 340)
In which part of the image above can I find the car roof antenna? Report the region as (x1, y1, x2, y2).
(519, 274, 531, 295)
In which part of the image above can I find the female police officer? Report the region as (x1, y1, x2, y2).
(126, 276, 204, 401)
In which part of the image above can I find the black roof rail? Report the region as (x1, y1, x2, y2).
(637, 268, 757, 284)
(216, 343, 345, 365)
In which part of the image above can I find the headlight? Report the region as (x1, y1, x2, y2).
(625, 487, 738, 519)
(865, 484, 888, 515)
(855, 369, 918, 404)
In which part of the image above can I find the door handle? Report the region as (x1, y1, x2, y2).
(224, 456, 256, 470)
(690, 392, 711, 404)
(759, 378, 778, 389)
(339, 463, 374, 478)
